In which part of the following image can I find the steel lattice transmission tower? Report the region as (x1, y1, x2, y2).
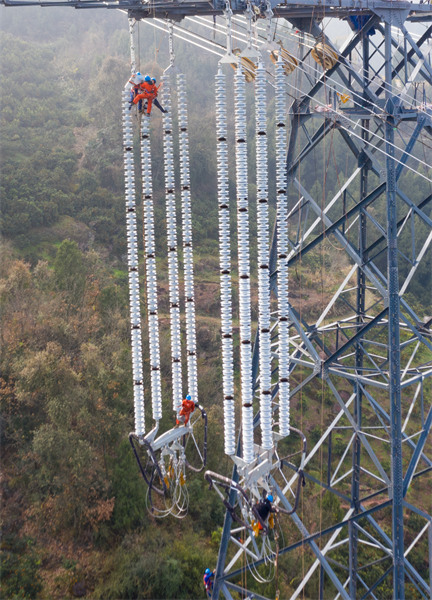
(209, 4, 432, 599)
(3, 0, 431, 597)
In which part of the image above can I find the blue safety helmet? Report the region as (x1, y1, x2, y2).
(136, 72, 141, 76)
(186, 394, 192, 401)
(267, 494, 274, 502)
(205, 568, 211, 575)
(152, 77, 156, 83)
(145, 75, 152, 82)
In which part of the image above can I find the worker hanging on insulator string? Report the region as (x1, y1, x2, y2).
(133, 75, 167, 115)
(128, 71, 145, 110)
(252, 494, 277, 536)
(174, 394, 196, 427)
(203, 568, 215, 598)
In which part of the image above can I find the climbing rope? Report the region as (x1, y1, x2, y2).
(215, 66, 236, 457)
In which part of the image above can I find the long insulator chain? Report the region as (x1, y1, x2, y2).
(275, 55, 290, 436)
(215, 67, 235, 456)
(234, 65, 254, 465)
(177, 73, 198, 403)
(255, 59, 272, 451)
(140, 115, 163, 422)
(161, 74, 183, 413)
(122, 89, 145, 436)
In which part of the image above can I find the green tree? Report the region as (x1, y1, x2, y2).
(53, 239, 86, 305)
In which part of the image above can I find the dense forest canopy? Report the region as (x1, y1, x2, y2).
(1, 6, 431, 599)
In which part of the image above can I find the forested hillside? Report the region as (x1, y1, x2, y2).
(0, 10, 226, 599)
(1, 7, 431, 600)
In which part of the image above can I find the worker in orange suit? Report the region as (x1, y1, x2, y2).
(133, 75, 167, 115)
(175, 394, 196, 427)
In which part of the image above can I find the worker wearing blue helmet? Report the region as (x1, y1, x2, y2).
(150, 77, 168, 114)
(203, 568, 215, 597)
(254, 493, 276, 532)
(132, 75, 167, 115)
(128, 71, 145, 110)
(175, 393, 196, 427)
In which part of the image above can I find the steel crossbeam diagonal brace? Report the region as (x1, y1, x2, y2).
(375, 25, 432, 97)
(287, 182, 431, 371)
(400, 229, 432, 298)
(326, 378, 391, 485)
(360, 385, 432, 469)
(365, 194, 432, 259)
(270, 478, 351, 600)
(396, 188, 432, 231)
(402, 501, 432, 524)
(337, 127, 385, 179)
(375, 24, 432, 91)
(293, 178, 388, 298)
(286, 120, 430, 270)
(398, 310, 432, 356)
(285, 304, 339, 371)
(403, 403, 432, 496)
(286, 119, 337, 179)
(286, 182, 385, 269)
(401, 25, 432, 81)
(363, 512, 431, 595)
(395, 115, 427, 180)
(224, 581, 269, 600)
(322, 308, 389, 369)
(291, 20, 383, 113)
(220, 500, 393, 585)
